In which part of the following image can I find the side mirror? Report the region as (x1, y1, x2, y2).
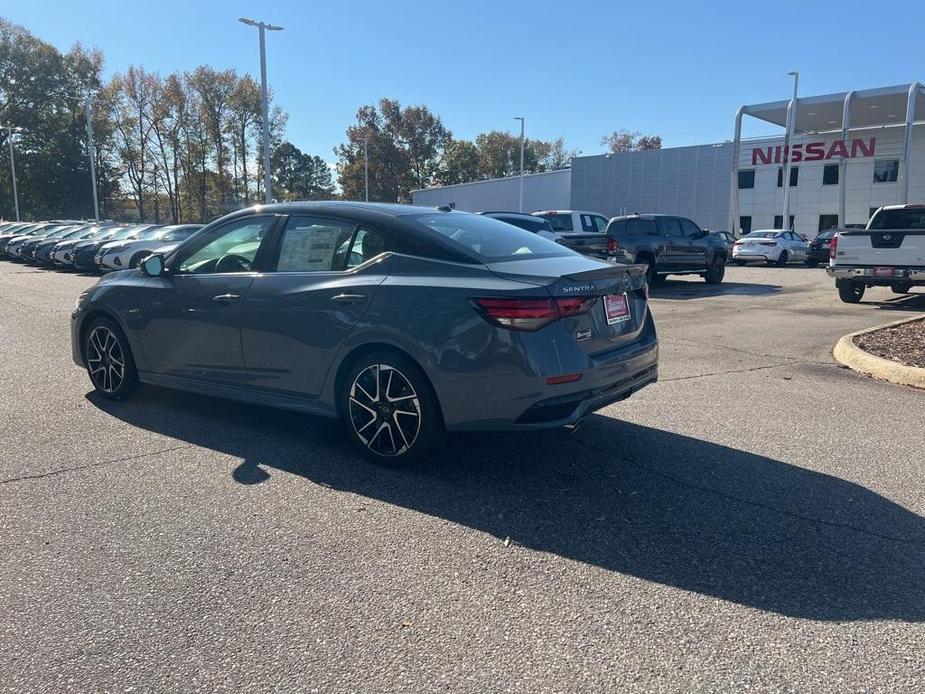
(140, 254, 165, 277)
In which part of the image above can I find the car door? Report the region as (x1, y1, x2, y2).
(137, 215, 279, 385)
(789, 231, 808, 259)
(680, 218, 708, 267)
(658, 217, 687, 269)
(241, 216, 392, 398)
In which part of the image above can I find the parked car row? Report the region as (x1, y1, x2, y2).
(0, 220, 203, 272)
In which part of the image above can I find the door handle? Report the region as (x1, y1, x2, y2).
(212, 293, 240, 304)
(331, 293, 367, 304)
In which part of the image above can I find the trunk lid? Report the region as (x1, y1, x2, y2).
(485, 256, 649, 355)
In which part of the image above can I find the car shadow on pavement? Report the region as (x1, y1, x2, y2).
(87, 387, 925, 623)
(650, 280, 782, 300)
(871, 293, 925, 312)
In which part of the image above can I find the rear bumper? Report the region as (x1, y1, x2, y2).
(826, 265, 925, 284)
(733, 248, 777, 261)
(436, 311, 659, 432)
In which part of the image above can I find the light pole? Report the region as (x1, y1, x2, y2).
(782, 71, 799, 231)
(514, 116, 525, 212)
(64, 94, 100, 220)
(239, 17, 284, 205)
(1, 126, 21, 221)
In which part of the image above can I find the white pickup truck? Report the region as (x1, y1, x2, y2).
(827, 204, 925, 303)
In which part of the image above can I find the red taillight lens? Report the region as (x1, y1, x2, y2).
(473, 297, 597, 331)
(829, 234, 838, 260)
(608, 237, 619, 254)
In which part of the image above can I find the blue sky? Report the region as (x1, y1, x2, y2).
(8, 0, 925, 164)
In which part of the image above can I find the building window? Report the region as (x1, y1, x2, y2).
(823, 164, 839, 185)
(776, 167, 799, 187)
(739, 216, 752, 235)
(738, 170, 755, 189)
(818, 215, 839, 232)
(773, 215, 795, 230)
(873, 160, 899, 183)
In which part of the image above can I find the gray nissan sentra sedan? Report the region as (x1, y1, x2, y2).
(72, 202, 658, 464)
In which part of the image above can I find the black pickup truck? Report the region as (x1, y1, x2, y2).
(606, 214, 729, 284)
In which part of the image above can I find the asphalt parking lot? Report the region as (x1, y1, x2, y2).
(1, 262, 923, 692)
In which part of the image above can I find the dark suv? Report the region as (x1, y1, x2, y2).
(606, 214, 728, 285)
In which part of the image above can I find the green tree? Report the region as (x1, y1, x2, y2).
(436, 139, 480, 186)
(0, 19, 118, 220)
(271, 141, 334, 201)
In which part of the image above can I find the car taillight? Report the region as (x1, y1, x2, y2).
(757, 241, 776, 246)
(830, 234, 838, 259)
(472, 297, 597, 331)
(607, 237, 619, 254)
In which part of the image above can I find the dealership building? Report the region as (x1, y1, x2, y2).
(413, 82, 925, 238)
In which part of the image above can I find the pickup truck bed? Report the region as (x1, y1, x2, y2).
(827, 205, 925, 303)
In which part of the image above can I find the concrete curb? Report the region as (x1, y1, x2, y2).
(833, 314, 925, 389)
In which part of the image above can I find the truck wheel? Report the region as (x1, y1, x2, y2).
(704, 257, 725, 284)
(838, 284, 865, 304)
(891, 282, 913, 294)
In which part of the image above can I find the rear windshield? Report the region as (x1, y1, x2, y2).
(409, 212, 570, 262)
(535, 213, 573, 232)
(869, 209, 925, 229)
(746, 231, 778, 239)
(493, 216, 553, 234)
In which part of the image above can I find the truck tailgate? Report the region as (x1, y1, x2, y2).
(557, 232, 609, 257)
(835, 230, 925, 267)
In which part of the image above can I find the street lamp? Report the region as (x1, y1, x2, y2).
(239, 17, 284, 205)
(782, 70, 799, 231)
(1, 125, 22, 221)
(64, 94, 100, 220)
(514, 116, 525, 212)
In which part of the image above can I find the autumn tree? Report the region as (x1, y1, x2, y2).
(601, 129, 663, 153)
(336, 99, 450, 202)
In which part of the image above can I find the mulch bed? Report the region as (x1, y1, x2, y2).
(854, 318, 925, 369)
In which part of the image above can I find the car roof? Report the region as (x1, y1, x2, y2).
(531, 210, 602, 216)
(480, 211, 541, 220)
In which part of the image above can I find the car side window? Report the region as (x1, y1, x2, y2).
(580, 214, 596, 232)
(593, 216, 608, 232)
(660, 218, 683, 237)
(627, 219, 657, 236)
(344, 227, 394, 269)
(275, 216, 356, 272)
(175, 216, 275, 274)
(680, 219, 701, 238)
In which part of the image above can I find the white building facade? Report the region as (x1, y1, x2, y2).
(412, 83, 925, 239)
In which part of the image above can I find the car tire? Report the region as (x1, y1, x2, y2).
(776, 250, 789, 266)
(340, 350, 442, 466)
(704, 256, 725, 284)
(735, 259, 746, 266)
(838, 284, 865, 304)
(84, 317, 138, 400)
(129, 252, 150, 269)
(891, 282, 913, 294)
(804, 258, 817, 267)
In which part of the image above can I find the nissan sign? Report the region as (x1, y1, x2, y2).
(751, 137, 875, 165)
